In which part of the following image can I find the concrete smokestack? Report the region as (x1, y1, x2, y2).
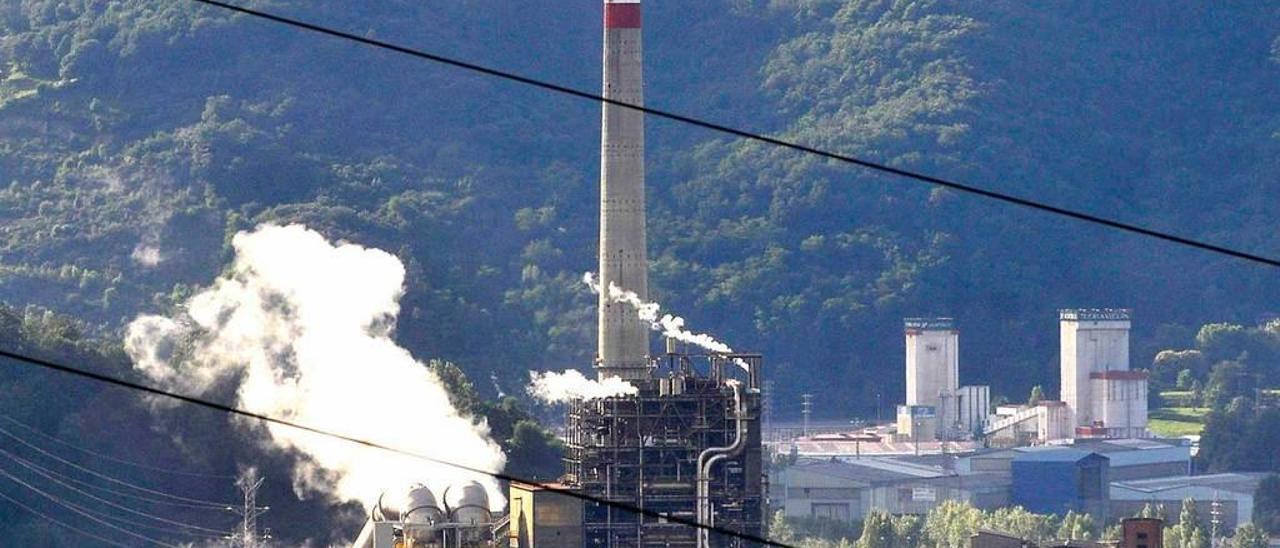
(597, 0, 650, 381)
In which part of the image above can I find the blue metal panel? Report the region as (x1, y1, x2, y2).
(1012, 460, 1080, 515)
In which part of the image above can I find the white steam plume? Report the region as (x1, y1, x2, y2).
(583, 272, 741, 358)
(528, 370, 637, 403)
(124, 224, 506, 509)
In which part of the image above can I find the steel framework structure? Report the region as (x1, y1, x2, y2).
(564, 353, 765, 547)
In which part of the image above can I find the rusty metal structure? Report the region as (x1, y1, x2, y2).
(564, 352, 765, 547)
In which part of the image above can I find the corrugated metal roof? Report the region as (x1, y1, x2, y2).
(1011, 447, 1105, 463)
(787, 458, 946, 484)
(1112, 473, 1269, 495)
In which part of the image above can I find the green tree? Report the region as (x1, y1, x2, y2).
(1177, 369, 1196, 390)
(771, 510, 798, 544)
(1101, 524, 1122, 542)
(1196, 324, 1249, 363)
(1056, 511, 1097, 541)
(504, 419, 565, 480)
(1203, 360, 1256, 410)
(924, 500, 983, 548)
(858, 510, 895, 548)
(1167, 498, 1208, 548)
(1232, 523, 1268, 548)
(891, 514, 923, 548)
(983, 506, 1056, 544)
(1028, 385, 1045, 407)
(1154, 350, 1209, 386)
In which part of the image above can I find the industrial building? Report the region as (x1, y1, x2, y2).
(981, 309, 1150, 442)
(903, 318, 959, 417)
(897, 318, 991, 441)
(553, 0, 767, 546)
(1109, 473, 1270, 529)
(564, 353, 765, 546)
(1060, 309, 1148, 439)
(509, 482, 584, 548)
(361, 2, 765, 546)
(954, 439, 1190, 483)
(1009, 448, 1110, 519)
(773, 458, 1010, 524)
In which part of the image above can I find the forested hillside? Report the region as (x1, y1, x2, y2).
(0, 2, 1278, 540)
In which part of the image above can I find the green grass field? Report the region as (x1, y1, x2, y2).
(1148, 407, 1210, 437)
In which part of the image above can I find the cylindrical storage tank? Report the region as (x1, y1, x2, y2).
(445, 481, 491, 525)
(402, 483, 444, 525)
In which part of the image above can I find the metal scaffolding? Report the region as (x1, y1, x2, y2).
(564, 353, 765, 547)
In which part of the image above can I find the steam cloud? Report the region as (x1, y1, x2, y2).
(583, 272, 739, 356)
(528, 370, 638, 403)
(124, 224, 506, 509)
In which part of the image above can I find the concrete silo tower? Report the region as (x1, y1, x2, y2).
(1060, 309, 1148, 438)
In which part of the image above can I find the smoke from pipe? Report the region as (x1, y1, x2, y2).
(124, 224, 506, 509)
(528, 370, 637, 403)
(583, 273, 747, 369)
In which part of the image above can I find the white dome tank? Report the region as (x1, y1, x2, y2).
(444, 481, 491, 525)
(402, 483, 444, 525)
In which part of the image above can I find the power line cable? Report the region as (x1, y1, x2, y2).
(0, 486, 136, 548)
(0, 446, 234, 535)
(0, 466, 179, 547)
(0, 423, 237, 509)
(0, 348, 796, 548)
(0, 413, 236, 480)
(0, 465, 225, 541)
(186, 0, 1280, 270)
(0, 433, 236, 511)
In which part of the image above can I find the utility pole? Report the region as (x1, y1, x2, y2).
(801, 394, 813, 437)
(231, 469, 270, 548)
(1210, 493, 1222, 548)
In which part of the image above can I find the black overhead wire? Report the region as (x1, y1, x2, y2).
(0, 430, 236, 511)
(0, 446, 231, 535)
(0, 413, 237, 480)
(0, 422, 238, 509)
(0, 452, 226, 540)
(0, 465, 180, 547)
(187, 0, 1280, 269)
(0, 487, 136, 548)
(0, 348, 797, 548)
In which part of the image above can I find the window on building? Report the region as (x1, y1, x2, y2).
(811, 503, 850, 522)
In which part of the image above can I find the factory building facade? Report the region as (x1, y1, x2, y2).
(1010, 448, 1110, 519)
(1060, 309, 1148, 438)
(898, 318, 991, 441)
(773, 459, 1011, 524)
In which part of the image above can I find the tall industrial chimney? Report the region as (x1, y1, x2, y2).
(596, 0, 651, 381)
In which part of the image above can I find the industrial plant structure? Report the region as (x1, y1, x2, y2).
(982, 308, 1149, 442)
(897, 318, 990, 441)
(565, 351, 765, 547)
(516, 1, 767, 546)
(559, 1, 767, 545)
(1059, 309, 1148, 439)
(891, 310, 1149, 444)
(354, 482, 503, 548)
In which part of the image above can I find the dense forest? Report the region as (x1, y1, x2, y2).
(1, 0, 1278, 543)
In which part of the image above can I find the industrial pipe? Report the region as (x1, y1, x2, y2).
(696, 381, 747, 548)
